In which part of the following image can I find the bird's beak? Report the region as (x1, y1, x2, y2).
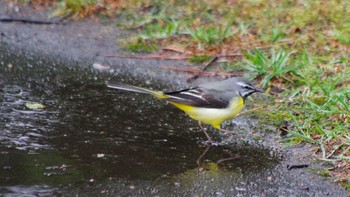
(255, 87, 264, 93)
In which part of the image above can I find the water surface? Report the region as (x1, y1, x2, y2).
(0, 49, 279, 196)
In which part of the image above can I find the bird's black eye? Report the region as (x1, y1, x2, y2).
(244, 86, 252, 90)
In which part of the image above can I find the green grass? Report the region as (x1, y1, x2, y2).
(185, 19, 236, 46)
(242, 46, 349, 181)
(140, 19, 180, 39)
(243, 48, 304, 87)
(121, 38, 159, 53)
(51, 0, 101, 17)
(256, 52, 350, 160)
(224, 43, 348, 174)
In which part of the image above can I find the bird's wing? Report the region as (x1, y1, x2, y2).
(163, 87, 229, 108)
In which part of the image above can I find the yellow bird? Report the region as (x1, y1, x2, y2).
(107, 77, 262, 143)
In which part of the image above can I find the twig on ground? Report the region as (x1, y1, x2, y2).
(187, 56, 218, 82)
(105, 54, 191, 60)
(0, 13, 71, 24)
(106, 53, 243, 61)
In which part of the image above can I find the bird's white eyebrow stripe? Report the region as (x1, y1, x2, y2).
(236, 82, 248, 87)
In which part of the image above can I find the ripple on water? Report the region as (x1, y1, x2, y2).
(1, 185, 59, 197)
(0, 84, 58, 151)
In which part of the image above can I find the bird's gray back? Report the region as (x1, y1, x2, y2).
(199, 78, 241, 101)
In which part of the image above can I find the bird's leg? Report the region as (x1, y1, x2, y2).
(196, 145, 211, 167)
(198, 122, 213, 146)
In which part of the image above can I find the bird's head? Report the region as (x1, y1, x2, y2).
(234, 78, 263, 100)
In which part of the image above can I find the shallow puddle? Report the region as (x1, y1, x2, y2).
(0, 47, 280, 196)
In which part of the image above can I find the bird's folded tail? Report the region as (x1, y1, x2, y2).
(107, 82, 167, 98)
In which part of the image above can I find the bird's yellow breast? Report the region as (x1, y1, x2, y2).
(169, 97, 244, 129)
